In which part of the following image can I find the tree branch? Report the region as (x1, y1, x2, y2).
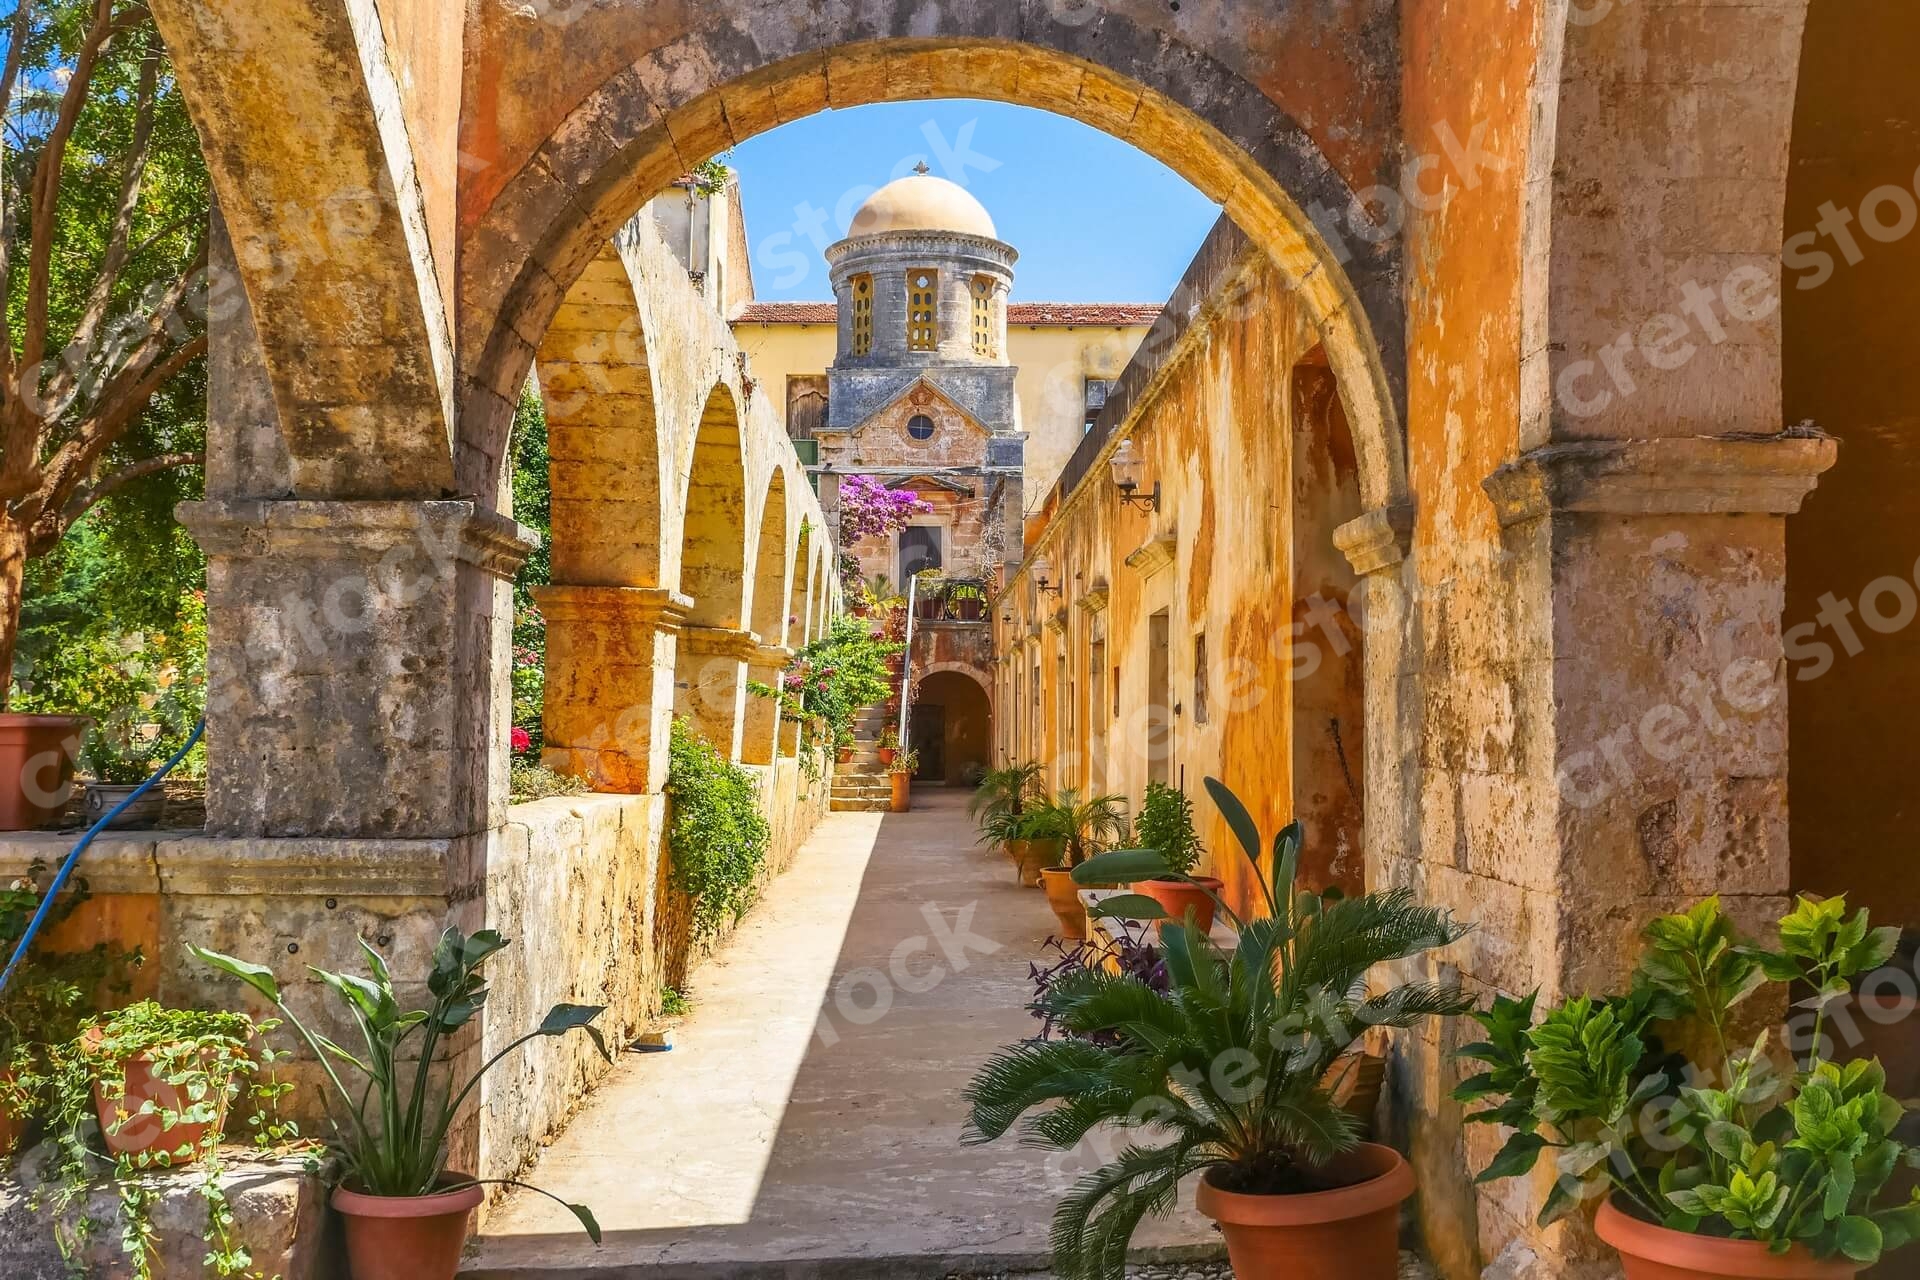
(51, 448, 199, 534)
(48, 25, 161, 413)
(0, 0, 38, 391)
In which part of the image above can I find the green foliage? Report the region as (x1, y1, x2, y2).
(666, 719, 771, 943)
(192, 927, 606, 1242)
(659, 986, 692, 1018)
(1134, 783, 1203, 878)
(35, 1000, 295, 1278)
(781, 615, 899, 750)
(508, 381, 551, 751)
(970, 761, 1046, 847)
(885, 746, 920, 776)
(1018, 790, 1130, 869)
(967, 777, 1470, 1280)
(1457, 895, 1920, 1266)
(508, 761, 589, 804)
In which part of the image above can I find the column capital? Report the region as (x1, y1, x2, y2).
(677, 625, 763, 661)
(1481, 433, 1838, 528)
(179, 498, 539, 581)
(1334, 504, 1414, 576)
(533, 584, 694, 627)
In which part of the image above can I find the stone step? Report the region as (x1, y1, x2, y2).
(830, 796, 894, 812)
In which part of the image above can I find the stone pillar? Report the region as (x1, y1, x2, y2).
(179, 498, 536, 839)
(741, 643, 793, 766)
(536, 585, 692, 793)
(674, 626, 760, 759)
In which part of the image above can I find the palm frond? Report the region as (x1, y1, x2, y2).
(963, 1038, 1114, 1143)
(1051, 1141, 1210, 1280)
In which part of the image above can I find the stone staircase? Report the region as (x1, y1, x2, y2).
(831, 705, 895, 812)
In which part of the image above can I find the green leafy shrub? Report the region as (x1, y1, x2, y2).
(1018, 790, 1130, 869)
(969, 762, 1046, 848)
(666, 719, 771, 943)
(777, 616, 899, 750)
(1134, 782, 1203, 878)
(1457, 895, 1920, 1267)
(965, 778, 1470, 1280)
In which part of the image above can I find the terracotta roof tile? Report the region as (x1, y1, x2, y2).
(731, 301, 1162, 326)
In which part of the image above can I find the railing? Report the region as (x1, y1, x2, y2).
(911, 577, 990, 623)
(896, 574, 918, 750)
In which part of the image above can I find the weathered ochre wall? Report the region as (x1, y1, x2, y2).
(995, 248, 1345, 922)
(1783, 0, 1920, 929)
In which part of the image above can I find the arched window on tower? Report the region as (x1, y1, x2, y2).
(971, 275, 996, 356)
(851, 274, 873, 355)
(908, 269, 939, 351)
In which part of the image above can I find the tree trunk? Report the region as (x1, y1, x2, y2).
(0, 516, 30, 712)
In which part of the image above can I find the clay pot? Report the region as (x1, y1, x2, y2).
(1040, 867, 1089, 938)
(1194, 1143, 1414, 1280)
(837, 746, 854, 764)
(0, 714, 89, 830)
(890, 771, 911, 812)
(1006, 837, 1063, 886)
(1595, 1195, 1861, 1280)
(88, 1037, 229, 1161)
(1130, 876, 1225, 935)
(84, 781, 167, 830)
(333, 1176, 485, 1280)
(876, 747, 898, 766)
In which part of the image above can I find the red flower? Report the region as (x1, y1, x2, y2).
(511, 727, 532, 754)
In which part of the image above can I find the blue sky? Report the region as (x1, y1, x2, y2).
(729, 100, 1222, 304)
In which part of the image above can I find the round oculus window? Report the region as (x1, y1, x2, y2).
(907, 414, 936, 440)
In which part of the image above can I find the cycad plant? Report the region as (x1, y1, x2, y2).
(970, 761, 1047, 847)
(1023, 789, 1131, 869)
(963, 778, 1470, 1280)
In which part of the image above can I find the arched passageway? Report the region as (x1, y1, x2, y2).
(910, 669, 993, 786)
(742, 469, 792, 764)
(673, 384, 755, 756)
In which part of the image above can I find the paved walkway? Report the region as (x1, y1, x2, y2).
(462, 788, 1223, 1278)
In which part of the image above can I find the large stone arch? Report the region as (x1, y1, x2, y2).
(741, 468, 793, 764)
(673, 383, 755, 756)
(536, 240, 666, 586)
(460, 25, 1409, 514)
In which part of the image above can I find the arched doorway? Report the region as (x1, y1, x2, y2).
(909, 669, 993, 786)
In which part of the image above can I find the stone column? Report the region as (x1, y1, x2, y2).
(536, 585, 692, 793)
(741, 643, 793, 766)
(179, 498, 536, 839)
(674, 626, 761, 759)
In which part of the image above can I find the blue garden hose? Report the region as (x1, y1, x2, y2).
(0, 718, 205, 996)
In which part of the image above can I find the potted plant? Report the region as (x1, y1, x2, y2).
(56, 1001, 260, 1162)
(1458, 895, 1920, 1280)
(876, 727, 900, 767)
(835, 729, 855, 765)
(79, 728, 169, 829)
(947, 580, 986, 621)
(0, 713, 88, 830)
(886, 747, 919, 812)
(193, 927, 607, 1280)
(1006, 806, 1069, 887)
(971, 762, 1045, 868)
(1029, 791, 1129, 937)
(967, 777, 1471, 1280)
(1129, 781, 1222, 933)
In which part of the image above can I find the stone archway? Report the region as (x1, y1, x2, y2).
(910, 667, 994, 786)
(459, 29, 1410, 518)
(673, 383, 755, 756)
(742, 468, 792, 764)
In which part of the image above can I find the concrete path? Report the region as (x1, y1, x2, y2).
(462, 788, 1223, 1279)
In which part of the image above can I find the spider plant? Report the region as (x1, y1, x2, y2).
(191, 927, 606, 1239)
(970, 761, 1047, 846)
(963, 778, 1471, 1280)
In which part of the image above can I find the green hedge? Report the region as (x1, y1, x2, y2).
(666, 719, 771, 943)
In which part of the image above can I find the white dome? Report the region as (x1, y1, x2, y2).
(848, 171, 997, 239)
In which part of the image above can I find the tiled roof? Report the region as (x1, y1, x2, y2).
(731, 301, 1162, 326)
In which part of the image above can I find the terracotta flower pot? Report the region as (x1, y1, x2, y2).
(890, 772, 911, 812)
(1131, 876, 1225, 935)
(0, 714, 88, 831)
(1194, 1143, 1414, 1280)
(333, 1176, 485, 1280)
(1040, 867, 1090, 938)
(837, 747, 854, 764)
(1007, 837, 1062, 886)
(876, 747, 898, 766)
(1595, 1195, 1862, 1280)
(88, 1037, 229, 1161)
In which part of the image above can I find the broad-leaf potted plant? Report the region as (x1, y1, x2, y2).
(193, 927, 608, 1280)
(1457, 895, 1920, 1280)
(967, 777, 1471, 1280)
(886, 747, 919, 812)
(1129, 781, 1220, 933)
(1030, 790, 1130, 937)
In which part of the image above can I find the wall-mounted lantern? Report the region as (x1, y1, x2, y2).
(1031, 555, 1063, 597)
(1110, 438, 1161, 513)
